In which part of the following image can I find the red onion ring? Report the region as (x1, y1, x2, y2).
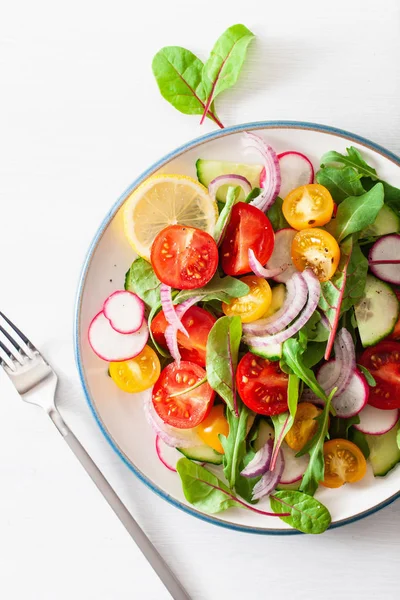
(243, 270, 320, 347)
(252, 447, 285, 500)
(241, 439, 273, 478)
(165, 296, 202, 365)
(243, 272, 308, 336)
(160, 284, 188, 337)
(208, 174, 252, 201)
(318, 328, 356, 396)
(244, 132, 281, 212)
(248, 248, 287, 279)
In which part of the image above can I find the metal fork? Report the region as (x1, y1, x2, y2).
(0, 311, 190, 600)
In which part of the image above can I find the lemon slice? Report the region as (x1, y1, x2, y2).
(123, 174, 218, 260)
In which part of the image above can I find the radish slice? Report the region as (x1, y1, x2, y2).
(243, 272, 308, 336)
(143, 394, 202, 448)
(155, 436, 178, 472)
(354, 405, 399, 435)
(317, 361, 369, 418)
(248, 248, 287, 279)
(252, 448, 284, 500)
(280, 444, 309, 484)
(277, 151, 314, 199)
(88, 311, 148, 362)
(368, 234, 400, 285)
(265, 228, 297, 283)
(208, 174, 252, 201)
(103, 290, 144, 334)
(244, 132, 281, 212)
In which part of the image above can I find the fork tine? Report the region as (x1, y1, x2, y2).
(0, 311, 35, 358)
(0, 339, 18, 370)
(0, 327, 25, 365)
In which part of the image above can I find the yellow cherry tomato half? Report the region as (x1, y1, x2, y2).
(197, 404, 229, 454)
(109, 345, 161, 393)
(283, 184, 334, 230)
(322, 439, 367, 488)
(285, 402, 322, 452)
(222, 275, 272, 323)
(291, 228, 340, 282)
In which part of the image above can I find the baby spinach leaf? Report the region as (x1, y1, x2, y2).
(152, 46, 223, 127)
(300, 311, 329, 343)
(206, 316, 242, 414)
(330, 183, 384, 242)
(200, 24, 255, 123)
(298, 388, 335, 496)
(362, 177, 400, 216)
(214, 186, 240, 245)
(321, 146, 378, 180)
(270, 374, 299, 466)
(302, 342, 326, 368)
(220, 402, 249, 489)
(282, 338, 328, 404)
(319, 237, 368, 358)
(357, 364, 376, 387)
(349, 428, 370, 459)
(315, 166, 365, 203)
(125, 258, 161, 311)
(329, 414, 360, 439)
(174, 272, 249, 305)
(266, 197, 290, 231)
(270, 490, 331, 534)
(245, 187, 262, 203)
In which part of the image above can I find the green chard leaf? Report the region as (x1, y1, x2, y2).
(214, 186, 240, 245)
(298, 388, 336, 496)
(206, 316, 242, 414)
(282, 338, 328, 404)
(266, 197, 290, 230)
(348, 428, 370, 459)
(362, 177, 400, 216)
(200, 24, 255, 123)
(329, 183, 384, 242)
(125, 258, 161, 311)
(152, 46, 222, 127)
(302, 342, 327, 368)
(174, 272, 249, 305)
(315, 166, 365, 203)
(220, 402, 249, 489)
(321, 146, 378, 180)
(270, 490, 331, 534)
(319, 236, 368, 359)
(270, 374, 299, 466)
(329, 414, 360, 439)
(300, 311, 329, 343)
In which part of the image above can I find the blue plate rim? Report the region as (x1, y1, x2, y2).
(74, 120, 400, 535)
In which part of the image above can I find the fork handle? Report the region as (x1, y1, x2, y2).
(48, 409, 191, 600)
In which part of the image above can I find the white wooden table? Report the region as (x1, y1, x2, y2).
(1, 1, 399, 598)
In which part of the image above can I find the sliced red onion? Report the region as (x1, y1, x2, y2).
(160, 284, 188, 337)
(175, 296, 202, 318)
(301, 388, 325, 406)
(318, 328, 356, 396)
(248, 248, 287, 279)
(243, 270, 320, 347)
(244, 132, 281, 212)
(208, 174, 252, 201)
(144, 393, 199, 448)
(252, 448, 285, 500)
(243, 272, 307, 336)
(164, 296, 203, 365)
(240, 439, 273, 478)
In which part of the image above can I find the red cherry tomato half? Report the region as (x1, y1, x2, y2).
(220, 203, 275, 276)
(359, 341, 400, 410)
(236, 352, 289, 416)
(152, 361, 215, 428)
(151, 306, 216, 367)
(151, 225, 219, 290)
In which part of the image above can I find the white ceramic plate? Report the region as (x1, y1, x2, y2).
(75, 121, 400, 534)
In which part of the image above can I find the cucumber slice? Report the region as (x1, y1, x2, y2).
(178, 445, 223, 465)
(196, 159, 262, 202)
(360, 204, 400, 238)
(276, 480, 301, 491)
(366, 423, 400, 476)
(354, 274, 400, 347)
(253, 419, 274, 452)
(248, 343, 282, 361)
(264, 284, 286, 317)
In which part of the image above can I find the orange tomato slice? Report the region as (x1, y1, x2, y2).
(285, 402, 322, 452)
(283, 184, 334, 230)
(291, 228, 340, 282)
(322, 439, 367, 488)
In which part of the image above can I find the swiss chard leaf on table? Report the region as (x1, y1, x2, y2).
(125, 258, 161, 311)
(174, 272, 249, 304)
(298, 388, 335, 496)
(315, 166, 365, 203)
(200, 24, 255, 123)
(206, 316, 242, 414)
(321, 146, 378, 180)
(328, 183, 384, 242)
(152, 46, 222, 127)
(270, 490, 331, 534)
